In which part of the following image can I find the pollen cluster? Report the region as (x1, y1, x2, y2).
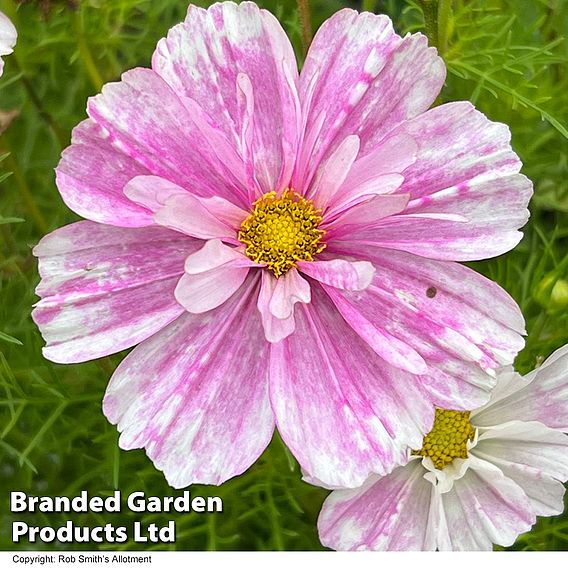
(238, 190, 326, 277)
(412, 409, 475, 469)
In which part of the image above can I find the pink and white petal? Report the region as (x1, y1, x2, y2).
(154, 193, 244, 241)
(175, 264, 250, 314)
(0, 11, 16, 75)
(235, 72, 259, 200)
(437, 456, 535, 550)
(267, 268, 311, 320)
(257, 271, 296, 343)
(333, 132, 417, 211)
(347, 175, 532, 261)
(323, 286, 427, 375)
(87, 67, 248, 208)
(307, 135, 360, 206)
(350, 102, 532, 261)
(395, 102, 525, 200)
(297, 10, 444, 188)
(270, 284, 435, 488)
(323, 193, 409, 237)
(178, 95, 250, 194)
(184, 239, 256, 274)
(298, 259, 375, 292)
(325, 174, 406, 219)
(476, 422, 568, 485)
(32, 221, 199, 363)
(123, 175, 187, 212)
(318, 461, 437, 551)
(152, 2, 301, 195)
(56, 120, 155, 227)
(473, 344, 568, 430)
(472, 421, 568, 517)
(471, 366, 523, 412)
(324, 245, 525, 408)
(103, 275, 274, 487)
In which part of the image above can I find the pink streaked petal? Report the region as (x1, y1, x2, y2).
(56, 120, 154, 227)
(174, 263, 251, 314)
(87, 67, 248, 208)
(324, 132, 416, 219)
(325, 245, 525, 408)
(267, 268, 311, 320)
(363, 101, 533, 261)
(103, 275, 273, 487)
(393, 212, 468, 222)
(473, 344, 568, 430)
(325, 173, 405, 219)
(269, 284, 435, 488)
(125, 175, 248, 228)
(351, 175, 532, 261)
(236, 72, 261, 200)
(257, 271, 296, 343)
(323, 193, 409, 237)
(298, 259, 375, 292)
(154, 192, 245, 241)
(336, 132, 418, 204)
(292, 108, 326, 190)
(332, 244, 526, 341)
(437, 456, 535, 550)
(473, 420, 568, 517)
(307, 135, 360, 206)
(32, 221, 199, 363)
(394, 102, 524, 199)
(179, 96, 250, 195)
(298, 10, 444, 188)
(323, 286, 427, 375)
(318, 461, 436, 551)
(152, 2, 301, 195)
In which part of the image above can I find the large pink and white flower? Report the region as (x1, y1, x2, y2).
(318, 344, 568, 551)
(0, 11, 17, 76)
(33, 2, 531, 488)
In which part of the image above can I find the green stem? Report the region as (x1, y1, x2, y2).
(420, 0, 453, 55)
(296, 0, 313, 58)
(112, 442, 120, 489)
(0, 141, 49, 234)
(437, 0, 452, 55)
(73, 11, 104, 92)
(419, 0, 439, 48)
(206, 514, 217, 551)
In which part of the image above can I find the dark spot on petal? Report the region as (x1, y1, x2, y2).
(426, 286, 437, 298)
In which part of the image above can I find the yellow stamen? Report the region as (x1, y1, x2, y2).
(238, 190, 326, 277)
(412, 409, 475, 469)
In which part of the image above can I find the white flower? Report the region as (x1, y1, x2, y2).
(0, 11, 17, 77)
(317, 344, 568, 551)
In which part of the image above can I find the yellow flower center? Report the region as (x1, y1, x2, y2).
(238, 190, 326, 277)
(412, 409, 475, 469)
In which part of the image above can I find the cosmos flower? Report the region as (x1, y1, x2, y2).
(33, 2, 531, 488)
(318, 344, 568, 551)
(0, 11, 17, 76)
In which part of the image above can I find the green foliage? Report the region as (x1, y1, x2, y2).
(0, 0, 567, 552)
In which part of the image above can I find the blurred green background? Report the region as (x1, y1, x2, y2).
(0, 0, 567, 551)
